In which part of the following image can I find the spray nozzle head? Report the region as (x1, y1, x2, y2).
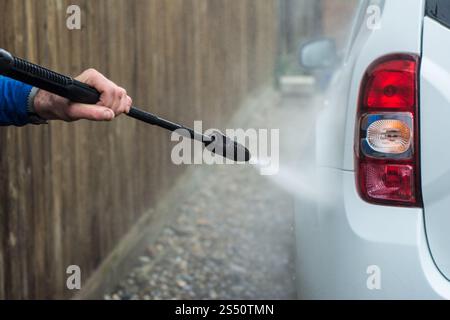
(205, 131, 251, 162)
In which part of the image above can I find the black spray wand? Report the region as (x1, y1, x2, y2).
(0, 49, 250, 162)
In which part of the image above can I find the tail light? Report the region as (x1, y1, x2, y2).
(355, 54, 422, 207)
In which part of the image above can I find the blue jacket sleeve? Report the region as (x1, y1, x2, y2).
(0, 75, 33, 126)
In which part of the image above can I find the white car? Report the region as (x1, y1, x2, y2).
(295, 0, 450, 299)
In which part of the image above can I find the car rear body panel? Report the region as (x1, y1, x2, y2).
(295, 167, 449, 299)
(421, 16, 450, 280)
(294, 0, 450, 299)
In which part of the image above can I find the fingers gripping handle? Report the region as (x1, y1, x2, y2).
(0, 48, 157, 125)
(0, 48, 101, 104)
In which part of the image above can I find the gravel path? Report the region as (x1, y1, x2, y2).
(105, 90, 312, 300)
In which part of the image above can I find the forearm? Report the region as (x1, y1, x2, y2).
(0, 75, 33, 126)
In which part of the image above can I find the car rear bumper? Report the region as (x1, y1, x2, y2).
(294, 167, 450, 299)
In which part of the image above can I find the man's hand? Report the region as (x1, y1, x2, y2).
(33, 69, 132, 122)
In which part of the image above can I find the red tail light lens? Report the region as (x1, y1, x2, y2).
(360, 163, 414, 202)
(364, 59, 416, 109)
(356, 54, 422, 207)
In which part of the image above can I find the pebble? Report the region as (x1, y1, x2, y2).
(176, 279, 187, 289)
(139, 256, 151, 263)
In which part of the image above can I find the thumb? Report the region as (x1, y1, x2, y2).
(67, 104, 115, 121)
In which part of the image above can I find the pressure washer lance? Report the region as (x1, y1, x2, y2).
(0, 49, 250, 162)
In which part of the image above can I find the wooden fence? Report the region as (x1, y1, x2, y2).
(0, 0, 277, 299)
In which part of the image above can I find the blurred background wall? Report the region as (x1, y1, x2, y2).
(321, 0, 360, 49)
(0, 0, 277, 299)
(277, 0, 358, 83)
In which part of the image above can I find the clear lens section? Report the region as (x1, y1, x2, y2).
(367, 119, 412, 154)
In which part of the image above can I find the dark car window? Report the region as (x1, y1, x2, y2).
(427, 0, 450, 29)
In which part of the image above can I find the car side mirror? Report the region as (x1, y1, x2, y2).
(299, 39, 338, 70)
